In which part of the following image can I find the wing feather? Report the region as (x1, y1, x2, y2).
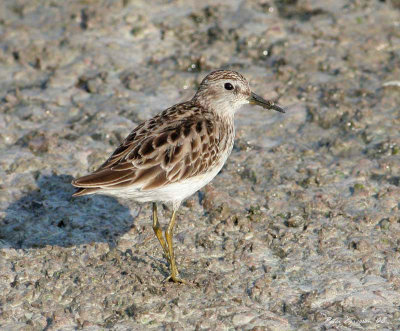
(72, 102, 227, 193)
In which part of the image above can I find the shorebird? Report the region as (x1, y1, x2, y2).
(72, 70, 285, 283)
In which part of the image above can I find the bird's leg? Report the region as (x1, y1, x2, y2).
(152, 203, 170, 260)
(164, 209, 187, 284)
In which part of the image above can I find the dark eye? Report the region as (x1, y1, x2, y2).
(224, 82, 234, 90)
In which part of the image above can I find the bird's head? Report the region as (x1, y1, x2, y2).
(193, 70, 285, 117)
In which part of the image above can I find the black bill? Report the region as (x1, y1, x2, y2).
(249, 92, 286, 113)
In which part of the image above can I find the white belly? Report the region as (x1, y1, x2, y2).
(99, 155, 228, 206)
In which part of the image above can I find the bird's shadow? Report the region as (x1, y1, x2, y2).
(0, 174, 140, 250)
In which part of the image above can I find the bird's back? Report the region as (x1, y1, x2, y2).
(72, 100, 235, 201)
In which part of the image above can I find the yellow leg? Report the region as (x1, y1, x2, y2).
(152, 203, 170, 260)
(164, 209, 187, 284)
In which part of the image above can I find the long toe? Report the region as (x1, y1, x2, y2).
(163, 274, 189, 285)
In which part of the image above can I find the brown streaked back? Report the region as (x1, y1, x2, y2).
(72, 100, 234, 195)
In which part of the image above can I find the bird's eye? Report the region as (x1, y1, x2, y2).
(224, 82, 234, 90)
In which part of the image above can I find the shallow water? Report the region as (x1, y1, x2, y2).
(1, 0, 400, 329)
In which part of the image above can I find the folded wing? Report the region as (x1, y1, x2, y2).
(72, 104, 222, 196)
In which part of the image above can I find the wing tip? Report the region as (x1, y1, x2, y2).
(72, 187, 100, 197)
(71, 176, 101, 197)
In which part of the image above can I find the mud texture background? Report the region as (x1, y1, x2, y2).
(1, 0, 400, 330)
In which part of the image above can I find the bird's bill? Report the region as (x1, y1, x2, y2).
(248, 92, 286, 113)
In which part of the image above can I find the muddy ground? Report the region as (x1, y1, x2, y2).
(1, 0, 400, 329)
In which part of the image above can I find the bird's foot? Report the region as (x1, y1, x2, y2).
(163, 273, 189, 284)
